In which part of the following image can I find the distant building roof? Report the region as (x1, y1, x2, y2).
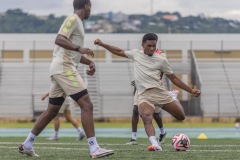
(162, 14, 178, 21)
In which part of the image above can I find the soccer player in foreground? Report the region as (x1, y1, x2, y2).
(41, 93, 85, 141)
(126, 81, 179, 145)
(127, 50, 180, 145)
(94, 33, 201, 151)
(126, 51, 177, 145)
(18, 0, 114, 158)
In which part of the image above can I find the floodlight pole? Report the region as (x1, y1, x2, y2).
(150, 0, 154, 15)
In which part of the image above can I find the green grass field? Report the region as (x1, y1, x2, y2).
(0, 121, 236, 128)
(1, 137, 240, 160)
(0, 122, 239, 159)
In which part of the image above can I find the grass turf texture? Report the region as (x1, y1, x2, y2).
(0, 137, 240, 160)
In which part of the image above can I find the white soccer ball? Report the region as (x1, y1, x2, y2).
(172, 133, 190, 151)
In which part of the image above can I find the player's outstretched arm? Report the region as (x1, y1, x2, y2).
(166, 73, 201, 97)
(94, 39, 128, 58)
(55, 34, 94, 58)
(80, 56, 95, 76)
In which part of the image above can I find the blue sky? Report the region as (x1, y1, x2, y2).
(1, 0, 240, 20)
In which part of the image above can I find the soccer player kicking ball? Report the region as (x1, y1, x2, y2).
(18, 0, 113, 158)
(126, 80, 179, 145)
(94, 33, 201, 151)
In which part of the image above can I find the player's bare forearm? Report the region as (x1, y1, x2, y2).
(166, 73, 201, 96)
(80, 56, 96, 76)
(102, 43, 126, 57)
(80, 55, 93, 65)
(94, 39, 127, 58)
(56, 34, 94, 57)
(166, 74, 192, 93)
(55, 34, 79, 51)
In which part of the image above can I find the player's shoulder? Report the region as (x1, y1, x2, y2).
(64, 14, 78, 23)
(155, 49, 163, 55)
(155, 49, 167, 58)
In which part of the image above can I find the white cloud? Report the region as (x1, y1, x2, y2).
(226, 10, 240, 16)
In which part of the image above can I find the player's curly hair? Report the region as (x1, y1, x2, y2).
(73, 0, 90, 10)
(142, 33, 158, 44)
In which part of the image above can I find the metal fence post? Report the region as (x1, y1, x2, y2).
(218, 93, 220, 119)
(31, 40, 36, 118)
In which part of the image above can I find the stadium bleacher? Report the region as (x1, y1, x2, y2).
(0, 60, 184, 119)
(197, 58, 240, 117)
(1, 34, 240, 120)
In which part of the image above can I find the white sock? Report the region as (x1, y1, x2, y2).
(23, 132, 36, 150)
(88, 137, 100, 153)
(54, 131, 58, 137)
(77, 127, 83, 133)
(149, 136, 160, 147)
(132, 132, 137, 140)
(160, 127, 165, 135)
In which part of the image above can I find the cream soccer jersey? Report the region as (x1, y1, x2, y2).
(124, 49, 173, 95)
(50, 14, 85, 75)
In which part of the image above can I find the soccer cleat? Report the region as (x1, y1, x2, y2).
(18, 144, 39, 157)
(76, 132, 86, 141)
(90, 147, 114, 159)
(159, 132, 167, 144)
(46, 136, 59, 141)
(126, 139, 138, 145)
(148, 145, 162, 151)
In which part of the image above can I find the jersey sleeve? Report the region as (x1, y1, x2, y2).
(124, 49, 136, 60)
(58, 15, 78, 38)
(161, 58, 174, 74)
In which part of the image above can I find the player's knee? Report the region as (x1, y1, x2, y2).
(64, 115, 71, 121)
(46, 107, 59, 119)
(65, 116, 69, 121)
(47, 104, 59, 113)
(81, 102, 93, 112)
(176, 114, 185, 121)
(52, 109, 59, 116)
(140, 114, 152, 124)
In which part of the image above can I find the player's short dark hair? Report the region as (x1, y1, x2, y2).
(142, 33, 158, 44)
(73, 0, 90, 10)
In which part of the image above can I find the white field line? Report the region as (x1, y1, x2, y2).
(0, 146, 240, 152)
(0, 142, 240, 147)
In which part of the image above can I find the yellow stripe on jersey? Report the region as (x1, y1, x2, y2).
(63, 27, 68, 33)
(62, 16, 76, 34)
(73, 81, 79, 87)
(69, 16, 76, 21)
(66, 21, 72, 28)
(66, 70, 73, 75)
(69, 75, 76, 81)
